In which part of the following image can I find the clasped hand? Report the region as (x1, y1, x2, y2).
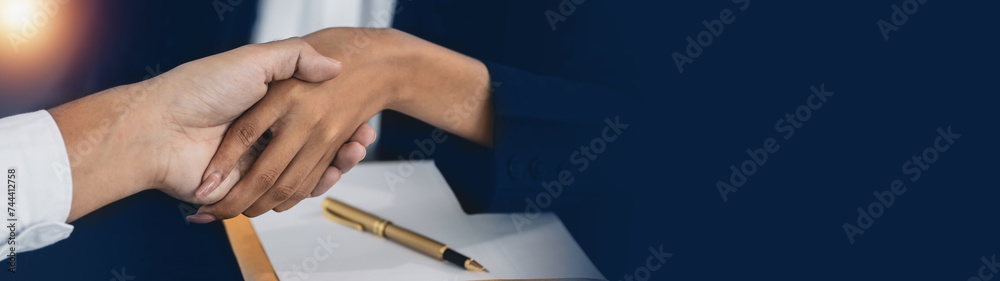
(51, 35, 377, 222)
(54, 27, 490, 223)
(154, 35, 382, 223)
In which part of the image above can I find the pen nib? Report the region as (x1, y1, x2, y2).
(466, 259, 489, 272)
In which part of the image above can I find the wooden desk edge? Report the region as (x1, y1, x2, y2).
(223, 215, 280, 281)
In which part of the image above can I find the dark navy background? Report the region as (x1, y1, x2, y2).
(4, 0, 999, 280)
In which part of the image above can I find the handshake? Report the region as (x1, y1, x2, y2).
(50, 28, 494, 224)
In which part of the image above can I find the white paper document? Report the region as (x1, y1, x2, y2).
(250, 161, 605, 281)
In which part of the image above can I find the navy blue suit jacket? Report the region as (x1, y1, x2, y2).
(382, 0, 639, 213)
(380, 1, 643, 274)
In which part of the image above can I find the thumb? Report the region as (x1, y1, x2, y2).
(249, 37, 342, 84)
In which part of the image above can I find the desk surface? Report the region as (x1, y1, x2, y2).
(224, 215, 605, 281)
(245, 161, 605, 280)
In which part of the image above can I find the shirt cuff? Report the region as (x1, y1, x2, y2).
(0, 110, 75, 257)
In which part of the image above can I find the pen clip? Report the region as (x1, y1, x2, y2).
(323, 199, 364, 231)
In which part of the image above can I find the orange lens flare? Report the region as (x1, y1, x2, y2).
(2, 0, 37, 28)
(0, 0, 87, 91)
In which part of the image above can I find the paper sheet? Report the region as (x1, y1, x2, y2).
(250, 161, 605, 281)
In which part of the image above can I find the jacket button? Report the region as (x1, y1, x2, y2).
(507, 156, 525, 180)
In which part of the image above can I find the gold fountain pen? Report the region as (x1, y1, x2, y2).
(322, 197, 488, 272)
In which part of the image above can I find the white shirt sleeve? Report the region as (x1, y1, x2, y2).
(0, 110, 75, 258)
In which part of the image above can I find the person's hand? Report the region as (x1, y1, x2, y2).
(52, 37, 354, 222)
(142, 37, 348, 205)
(188, 27, 494, 223)
(186, 30, 392, 222)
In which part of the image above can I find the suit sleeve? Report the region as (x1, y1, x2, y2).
(430, 61, 637, 214)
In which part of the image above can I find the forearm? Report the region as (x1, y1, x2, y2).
(391, 39, 495, 147)
(48, 84, 161, 222)
(305, 28, 495, 147)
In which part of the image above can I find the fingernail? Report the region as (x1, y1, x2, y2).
(327, 57, 342, 66)
(311, 188, 325, 197)
(186, 213, 217, 224)
(196, 173, 222, 201)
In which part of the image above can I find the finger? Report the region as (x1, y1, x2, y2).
(188, 128, 308, 223)
(274, 146, 338, 211)
(333, 141, 367, 174)
(302, 124, 373, 200)
(195, 105, 282, 201)
(309, 166, 343, 198)
(242, 134, 331, 217)
(199, 130, 272, 204)
(252, 37, 343, 84)
(350, 123, 377, 148)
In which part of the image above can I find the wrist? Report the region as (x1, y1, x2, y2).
(304, 28, 411, 112)
(371, 29, 423, 112)
(51, 83, 165, 221)
(377, 30, 492, 122)
(125, 77, 179, 190)
(372, 29, 494, 145)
